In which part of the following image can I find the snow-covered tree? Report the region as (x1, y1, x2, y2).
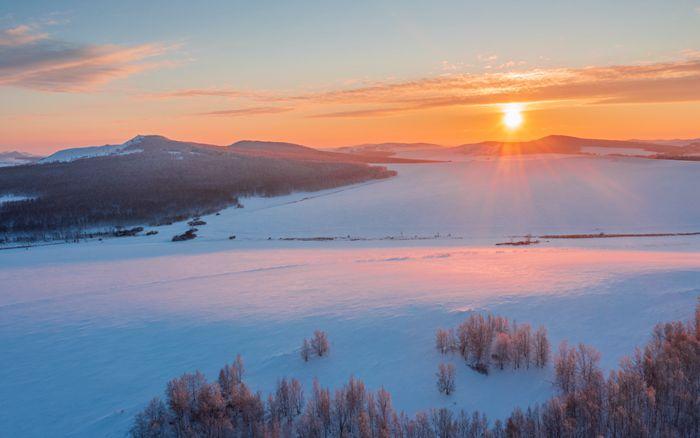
(533, 326, 550, 368)
(492, 332, 513, 370)
(300, 338, 312, 362)
(436, 363, 456, 395)
(311, 330, 330, 357)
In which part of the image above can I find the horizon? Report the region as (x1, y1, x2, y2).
(3, 132, 700, 156)
(2, 0, 700, 153)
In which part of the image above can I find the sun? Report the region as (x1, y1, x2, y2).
(502, 103, 523, 129)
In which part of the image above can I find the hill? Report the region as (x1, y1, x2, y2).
(230, 140, 440, 163)
(0, 135, 395, 238)
(0, 151, 42, 167)
(450, 135, 681, 156)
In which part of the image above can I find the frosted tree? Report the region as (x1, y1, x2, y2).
(554, 341, 577, 395)
(130, 398, 170, 438)
(311, 330, 330, 357)
(218, 354, 244, 397)
(533, 326, 550, 368)
(301, 338, 312, 362)
(436, 363, 456, 395)
(268, 378, 304, 423)
(514, 324, 532, 369)
(435, 329, 451, 354)
(492, 332, 513, 370)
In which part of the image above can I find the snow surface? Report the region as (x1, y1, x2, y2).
(39, 136, 145, 163)
(1, 154, 699, 437)
(141, 154, 700, 242)
(0, 158, 33, 167)
(0, 194, 34, 205)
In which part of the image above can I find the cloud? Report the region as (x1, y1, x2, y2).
(198, 106, 292, 117)
(0, 24, 170, 92)
(150, 53, 700, 119)
(307, 107, 405, 118)
(306, 57, 700, 117)
(0, 25, 48, 46)
(147, 88, 280, 101)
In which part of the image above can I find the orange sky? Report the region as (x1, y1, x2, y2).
(2, 2, 700, 153)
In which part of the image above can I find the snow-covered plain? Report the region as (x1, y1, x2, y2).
(1, 154, 699, 437)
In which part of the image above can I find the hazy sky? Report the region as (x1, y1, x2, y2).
(2, 0, 700, 153)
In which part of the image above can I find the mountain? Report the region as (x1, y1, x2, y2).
(450, 135, 681, 156)
(0, 135, 395, 238)
(630, 138, 700, 147)
(335, 142, 443, 154)
(0, 151, 42, 167)
(39, 136, 148, 163)
(229, 140, 439, 163)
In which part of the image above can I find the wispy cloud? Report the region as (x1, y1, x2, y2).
(198, 106, 292, 117)
(307, 107, 405, 118)
(0, 25, 48, 46)
(307, 56, 700, 117)
(148, 88, 281, 101)
(0, 24, 170, 92)
(149, 53, 700, 119)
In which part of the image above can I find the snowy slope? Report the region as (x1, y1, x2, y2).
(1, 241, 699, 437)
(38, 136, 146, 163)
(1, 154, 699, 437)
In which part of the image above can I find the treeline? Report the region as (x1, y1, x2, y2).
(0, 144, 395, 240)
(131, 302, 699, 437)
(436, 314, 550, 373)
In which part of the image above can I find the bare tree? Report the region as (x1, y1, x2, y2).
(311, 330, 330, 357)
(514, 324, 532, 369)
(554, 341, 577, 395)
(301, 338, 312, 362)
(436, 363, 456, 395)
(130, 398, 170, 438)
(492, 332, 513, 370)
(533, 326, 550, 368)
(435, 329, 451, 354)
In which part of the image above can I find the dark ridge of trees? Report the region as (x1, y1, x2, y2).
(0, 144, 395, 241)
(131, 301, 699, 437)
(436, 314, 550, 373)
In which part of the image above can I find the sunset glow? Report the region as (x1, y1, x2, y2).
(0, 1, 699, 152)
(502, 104, 524, 130)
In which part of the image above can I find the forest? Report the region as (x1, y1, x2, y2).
(131, 301, 699, 437)
(0, 143, 395, 240)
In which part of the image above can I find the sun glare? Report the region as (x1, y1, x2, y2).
(502, 103, 524, 129)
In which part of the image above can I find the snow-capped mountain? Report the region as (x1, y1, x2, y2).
(38, 135, 148, 163)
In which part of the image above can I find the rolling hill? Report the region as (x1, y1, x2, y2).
(0, 151, 42, 167)
(0, 135, 395, 238)
(449, 135, 681, 156)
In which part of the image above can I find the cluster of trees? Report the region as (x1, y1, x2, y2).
(0, 142, 395, 240)
(300, 331, 330, 362)
(132, 301, 699, 437)
(436, 314, 550, 373)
